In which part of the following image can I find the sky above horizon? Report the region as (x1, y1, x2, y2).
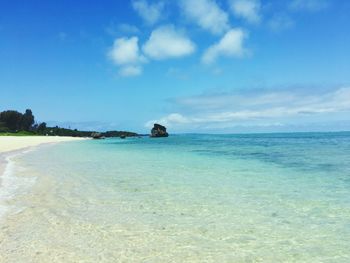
(1, 0, 350, 133)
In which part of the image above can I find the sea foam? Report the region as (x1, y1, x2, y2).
(0, 151, 36, 220)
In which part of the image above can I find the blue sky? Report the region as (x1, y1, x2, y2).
(1, 0, 349, 133)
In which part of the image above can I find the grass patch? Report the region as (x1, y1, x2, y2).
(0, 131, 39, 136)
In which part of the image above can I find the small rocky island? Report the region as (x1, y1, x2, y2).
(151, 123, 169, 138)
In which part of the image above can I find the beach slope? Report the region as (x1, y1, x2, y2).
(0, 136, 86, 154)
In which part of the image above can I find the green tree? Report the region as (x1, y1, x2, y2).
(21, 109, 35, 131)
(0, 110, 23, 131)
(37, 122, 47, 133)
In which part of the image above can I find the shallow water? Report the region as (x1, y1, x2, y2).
(1, 133, 350, 262)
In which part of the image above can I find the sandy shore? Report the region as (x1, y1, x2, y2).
(0, 136, 87, 154)
(0, 136, 87, 179)
(0, 136, 87, 223)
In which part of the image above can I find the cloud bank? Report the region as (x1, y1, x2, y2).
(107, 0, 332, 77)
(146, 87, 350, 131)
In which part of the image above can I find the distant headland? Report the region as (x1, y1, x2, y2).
(0, 109, 170, 138)
(0, 109, 140, 138)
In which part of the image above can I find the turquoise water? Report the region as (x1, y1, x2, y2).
(1, 133, 350, 262)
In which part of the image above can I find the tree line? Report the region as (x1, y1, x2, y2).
(0, 109, 36, 132)
(0, 109, 138, 137)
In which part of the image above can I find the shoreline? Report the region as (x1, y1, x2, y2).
(0, 136, 88, 154)
(0, 134, 349, 261)
(0, 136, 88, 220)
(0, 136, 88, 183)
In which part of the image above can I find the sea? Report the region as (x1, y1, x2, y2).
(1, 132, 350, 262)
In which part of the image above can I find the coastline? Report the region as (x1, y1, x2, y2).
(0, 133, 349, 261)
(0, 136, 87, 184)
(0, 136, 87, 154)
(0, 136, 88, 220)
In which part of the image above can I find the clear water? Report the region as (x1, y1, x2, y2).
(1, 133, 350, 262)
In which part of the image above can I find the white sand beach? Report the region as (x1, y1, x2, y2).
(0, 136, 87, 154)
(0, 136, 87, 179)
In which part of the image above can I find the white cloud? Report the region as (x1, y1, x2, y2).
(146, 113, 190, 128)
(146, 87, 350, 130)
(179, 0, 230, 35)
(118, 66, 142, 77)
(229, 0, 261, 24)
(108, 36, 145, 65)
(132, 0, 165, 25)
(108, 36, 146, 77)
(202, 28, 248, 64)
(289, 0, 329, 12)
(143, 25, 196, 60)
(268, 14, 294, 32)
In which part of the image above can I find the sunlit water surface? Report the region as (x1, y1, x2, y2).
(1, 133, 350, 262)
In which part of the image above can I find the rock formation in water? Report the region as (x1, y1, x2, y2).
(150, 123, 169, 138)
(91, 132, 104, 139)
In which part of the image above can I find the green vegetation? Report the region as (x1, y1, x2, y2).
(0, 131, 38, 136)
(0, 109, 35, 133)
(0, 109, 139, 138)
(103, 131, 138, 138)
(0, 109, 34, 132)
